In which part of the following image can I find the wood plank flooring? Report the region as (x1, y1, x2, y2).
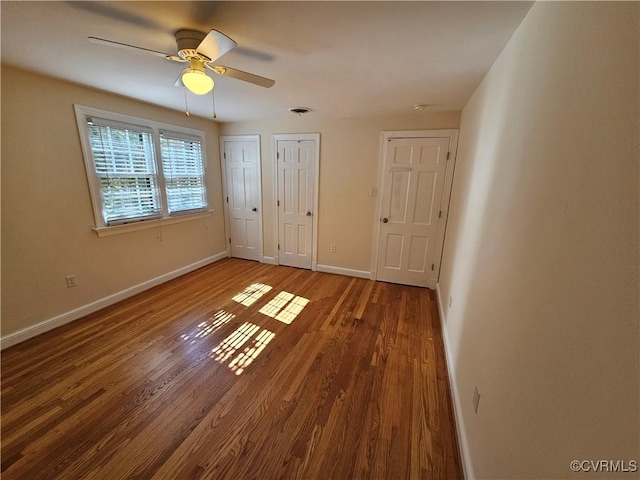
(1, 258, 462, 479)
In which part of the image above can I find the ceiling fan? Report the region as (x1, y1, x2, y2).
(88, 29, 275, 96)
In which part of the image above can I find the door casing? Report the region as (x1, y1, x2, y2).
(371, 130, 459, 289)
(272, 133, 320, 270)
(220, 135, 263, 261)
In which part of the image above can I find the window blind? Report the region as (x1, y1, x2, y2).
(160, 131, 207, 215)
(78, 107, 210, 229)
(87, 118, 161, 225)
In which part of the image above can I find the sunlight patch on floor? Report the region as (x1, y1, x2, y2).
(210, 322, 276, 375)
(229, 329, 276, 375)
(259, 291, 310, 324)
(232, 283, 273, 307)
(180, 310, 235, 343)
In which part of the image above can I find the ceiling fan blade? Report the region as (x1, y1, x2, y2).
(196, 29, 237, 62)
(209, 65, 275, 88)
(66, 2, 161, 29)
(88, 36, 173, 59)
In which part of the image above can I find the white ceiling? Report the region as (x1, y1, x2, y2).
(1, 1, 533, 122)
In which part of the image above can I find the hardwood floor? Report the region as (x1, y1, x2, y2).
(1, 258, 462, 479)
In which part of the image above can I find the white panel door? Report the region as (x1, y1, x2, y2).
(376, 137, 450, 287)
(277, 140, 315, 269)
(223, 138, 261, 261)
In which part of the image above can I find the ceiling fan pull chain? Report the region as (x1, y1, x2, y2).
(184, 88, 190, 117)
(211, 86, 217, 119)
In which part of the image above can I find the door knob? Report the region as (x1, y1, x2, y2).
(252, 207, 258, 212)
(382, 217, 389, 223)
(306, 211, 312, 217)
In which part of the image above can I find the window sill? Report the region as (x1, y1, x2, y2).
(92, 210, 213, 238)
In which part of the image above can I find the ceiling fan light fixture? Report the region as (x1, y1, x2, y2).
(182, 60, 214, 95)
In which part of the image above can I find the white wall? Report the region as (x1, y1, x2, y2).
(438, 2, 639, 479)
(1, 67, 228, 343)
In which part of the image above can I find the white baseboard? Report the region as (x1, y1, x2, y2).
(1, 252, 228, 350)
(436, 283, 474, 480)
(316, 264, 370, 279)
(261, 255, 277, 265)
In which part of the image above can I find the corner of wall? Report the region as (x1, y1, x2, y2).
(436, 283, 474, 480)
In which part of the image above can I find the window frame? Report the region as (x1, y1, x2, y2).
(159, 129, 209, 217)
(75, 105, 211, 235)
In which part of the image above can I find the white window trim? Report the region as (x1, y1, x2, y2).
(92, 209, 213, 238)
(74, 105, 210, 236)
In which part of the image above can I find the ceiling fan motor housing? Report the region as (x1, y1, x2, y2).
(175, 29, 209, 61)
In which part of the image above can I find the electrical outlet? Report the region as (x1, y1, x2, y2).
(66, 275, 78, 288)
(473, 386, 481, 414)
(448, 296, 453, 309)
(330, 244, 336, 253)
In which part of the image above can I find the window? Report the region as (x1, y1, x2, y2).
(75, 106, 208, 230)
(87, 119, 161, 224)
(160, 131, 207, 215)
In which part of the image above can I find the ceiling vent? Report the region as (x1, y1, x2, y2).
(288, 107, 312, 115)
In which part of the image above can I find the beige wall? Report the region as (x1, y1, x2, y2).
(1, 66, 227, 339)
(1, 66, 460, 342)
(220, 113, 460, 272)
(2, 3, 637, 476)
(438, 2, 639, 478)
